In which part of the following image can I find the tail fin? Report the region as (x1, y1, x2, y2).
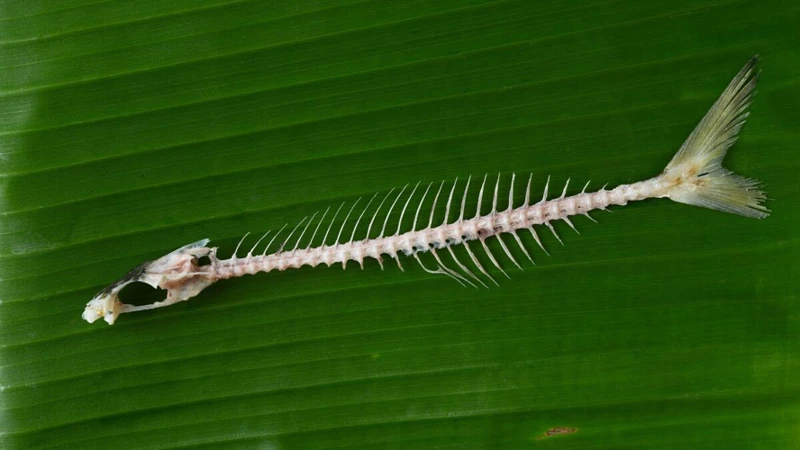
(662, 55, 769, 219)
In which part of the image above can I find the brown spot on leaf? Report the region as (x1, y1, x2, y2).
(536, 427, 578, 440)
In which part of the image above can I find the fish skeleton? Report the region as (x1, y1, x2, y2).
(83, 56, 768, 325)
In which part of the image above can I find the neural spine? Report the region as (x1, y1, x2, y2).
(83, 56, 769, 325)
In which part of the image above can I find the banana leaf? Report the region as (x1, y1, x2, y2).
(1, 1, 797, 448)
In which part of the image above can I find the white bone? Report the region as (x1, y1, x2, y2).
(545, 222, 564, 245)
(527, 226, 549, 256)
(524, 173, 532, 207)
(413, 253, 465, 287)
(233, 232, 250, 259)
(494, 234, 522, 270)
(480, 239, 511, 280)
(366, 188, 395, 240)
(507, 172, 516, 212)
(540, 175, 550, 204)
(322, 202, 345, 247)
(351, 192, 380, 243)
(263, 223, 287, 256)
(306, 206, 331, 250)
(459, 175, 471, 221)
(560, 178, 570, 199)
(431, 248, 475, 288)
(379, 185, 408, 238)
(446, 245, 488, 288)
(475, 174, 487, 219)
(335, 198, 361, 247)
(443, 177, 458, 226)
(248, 230, 272, 257)
(462, 241, 499, 286)
(396, 182, 421, 236)
(511, 231, 535, 265)
(413, 182, 433, 232)
(427, 181, 445, 229)
(563, 216, 579, 234)
(278, 216, 308, 253)
(492, 173, 501, 213)
(293, 211, 318, 254)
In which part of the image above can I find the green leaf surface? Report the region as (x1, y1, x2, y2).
(1, 1, 797, 448)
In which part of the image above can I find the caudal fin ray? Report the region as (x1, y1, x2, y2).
(663, 55, 769, 219)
